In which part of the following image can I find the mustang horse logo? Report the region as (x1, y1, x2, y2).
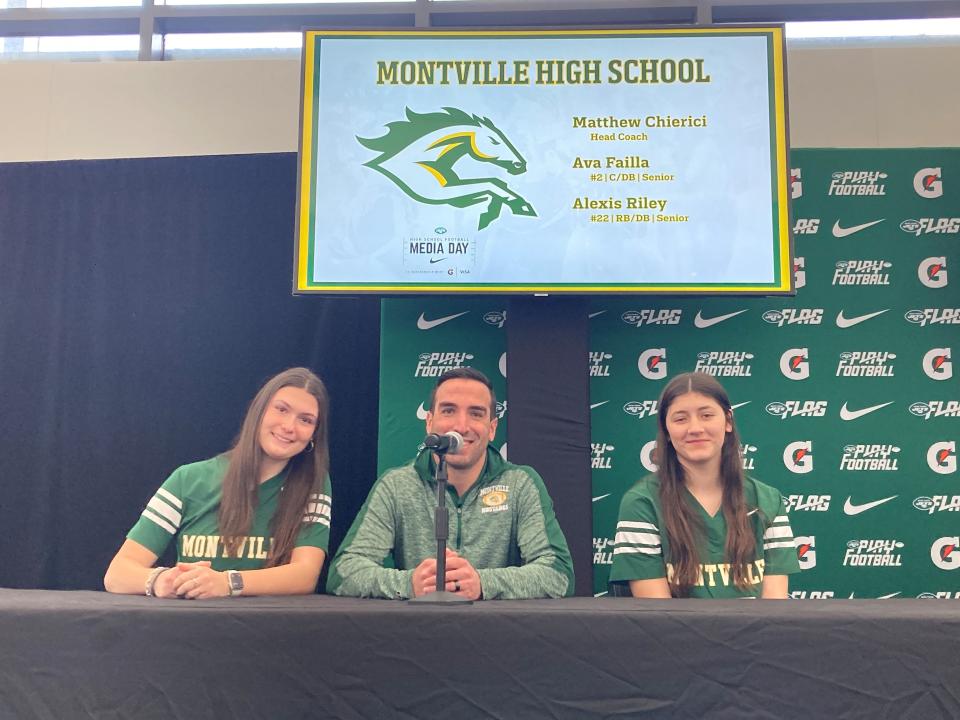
(357, 107, 536, 231)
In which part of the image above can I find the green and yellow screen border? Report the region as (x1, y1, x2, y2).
(294, 27, 791, 295)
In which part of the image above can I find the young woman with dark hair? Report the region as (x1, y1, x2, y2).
(609, 372, 799, 598)
(104, 367, 332, 598)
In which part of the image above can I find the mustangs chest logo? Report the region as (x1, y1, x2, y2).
(357, 107, 536, 231)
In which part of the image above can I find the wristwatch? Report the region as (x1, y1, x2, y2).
(226, 569, 244, 597)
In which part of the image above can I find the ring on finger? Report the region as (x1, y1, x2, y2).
(454, 581, 461, 592)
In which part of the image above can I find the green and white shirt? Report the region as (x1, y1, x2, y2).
(609, 475, 800, 598)
(327, 448, 574, 600)
(127, 455, 331, 571)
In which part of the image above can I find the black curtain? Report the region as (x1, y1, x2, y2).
(507, 297, 592, 596)
(0, 153, 379, 589)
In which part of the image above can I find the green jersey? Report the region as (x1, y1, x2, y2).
(327, 448, 574, 600)
(609, 475, 800, 598)
(127, 455, 331, 571)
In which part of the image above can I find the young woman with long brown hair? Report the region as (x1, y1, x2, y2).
(104, 367, 331, 598)
(609, 372, 799, 598)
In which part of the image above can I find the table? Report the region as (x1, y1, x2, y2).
(1, 590, 957, 719)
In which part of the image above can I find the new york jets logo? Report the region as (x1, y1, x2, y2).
(357, 106, 536, 231)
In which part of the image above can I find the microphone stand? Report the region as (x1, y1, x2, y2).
(409, 449, 473, 605)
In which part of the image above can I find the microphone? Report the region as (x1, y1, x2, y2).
(424, 431, 463, 454)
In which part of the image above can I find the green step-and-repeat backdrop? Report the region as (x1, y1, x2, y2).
(377, 301, 508, 476)
(592, 149, 958, 599)
(379, 149, 958, 600)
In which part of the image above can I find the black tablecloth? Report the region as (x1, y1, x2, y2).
(1, 590, 957, 719)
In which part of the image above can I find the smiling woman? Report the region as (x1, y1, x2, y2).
(609, 372, 800, 599)
(103, 367, 332, 599)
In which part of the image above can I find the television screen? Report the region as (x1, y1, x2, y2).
(295, 27, 791, 294)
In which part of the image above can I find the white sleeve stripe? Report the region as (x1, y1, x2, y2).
(302, 514, 331, 527)
(613, 546, 662, 556)
(156, 487, 183, 510)
(772, 515, 790, 524)
(764, 540, 796, 550)
(764, 526, 794, 539)
(142, 507, 177, 535)
(614, 531, 661, 547)
(309, 493, 332, 504)
(616, 521, 659, 532)
(147, 497, 182, 527)
(306, 503, 331, 518)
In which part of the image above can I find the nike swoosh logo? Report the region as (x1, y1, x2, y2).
(594, 591, 609, 597)
(416, 311, 469, 330)
(588, 311, 606, 319)
(878, 592, 901, 599)
(832, 219, 884, 237)
(840, 401, 894, 420)
(843, 495, 898, 516)
(731, 401, 751, 411)
(592, 493, 611, 502)
(429, 257, 447, 264)
(694, 309, 748, 328)
(590, 401, 609, 410)
(836, 309, 889, 328)
(416, 403, 429, 420)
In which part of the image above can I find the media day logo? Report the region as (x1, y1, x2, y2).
(765, 401, 828, 420)
(914, 167, 943, 198)
(784, 495, 831, 512)
(623, 400, 659, 419)
(828, 170, 887, 196)
(359, 107, 535, 231)
(931, 537, 959, 570)
(927, 441, 957, 474)
(415, 352, 474, 377)
(779, 348, 810, 380)
(908, 401, 960, 420)
(840, 444, 900, 471)
(793, 257, 806, 289)
(795, 536, 816, 569)
(790, 167, 802, 199)
(640, 440, 658, 472)
(591, 442, 614, 469)
(589, 351, 612, 377)
(900, 218, 960, 236)
(482, 310, 506, 328)
(638, 348, 667, 380)
(913, 496, 960, 514)
(918, 257, 948, 288)
(843, 539, 903, 567)
(784, 441, 813, 474)
(793, 219, 820, 235)
(694, 351, 753, 377)
(832, 260, 891, 286)
(740, 443, 757, 471)
(621, 309, 682, 327)
(761, 309, 823, 327)
(922, 348, 953, 381)
(836, 351, 895, 377)
(904, 309, 960, 326)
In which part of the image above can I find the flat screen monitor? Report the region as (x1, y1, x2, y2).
(295, 27, 792, 294)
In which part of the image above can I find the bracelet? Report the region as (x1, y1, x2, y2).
(145, 566, 169, 597)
